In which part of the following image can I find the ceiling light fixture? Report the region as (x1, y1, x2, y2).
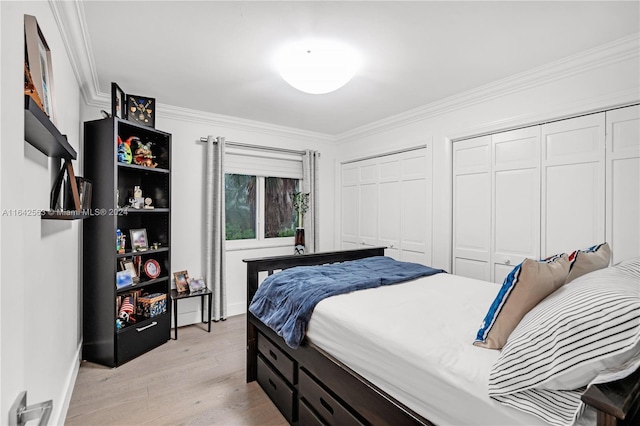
(274, 39, 361, 95)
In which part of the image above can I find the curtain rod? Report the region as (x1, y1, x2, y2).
(341, 144, 427, 164)
(199, 137, 308, 156)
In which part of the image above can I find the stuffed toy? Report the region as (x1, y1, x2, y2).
(133, 140, 157, 168)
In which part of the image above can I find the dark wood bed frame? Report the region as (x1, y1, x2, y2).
(245, 247, 640, 426)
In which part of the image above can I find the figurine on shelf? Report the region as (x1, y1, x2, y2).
(133, 140, 157, 168)
(117, 136, 138, 164)
(143, 197, 154, 209)
(119, 234, 126, 254)
(129, 185, 144, 209)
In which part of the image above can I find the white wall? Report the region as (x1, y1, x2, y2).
(1, 1, 82, 424)
(335, 36, 640, 272)
(81, 103, 338, 322)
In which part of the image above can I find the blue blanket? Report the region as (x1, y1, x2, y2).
(249, 256, 445, 348)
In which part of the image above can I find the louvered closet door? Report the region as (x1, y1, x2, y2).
(606, 105, 640, 263)
(492, 127, 541, 284)
(541, 113, 605, 257)
(453, 136, 491, 281)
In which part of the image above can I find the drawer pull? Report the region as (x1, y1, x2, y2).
(269, 349, 278, 361)
(136, 321, 158, 332)
(268, 378, 277, 390)
(320, 397, 334, 415)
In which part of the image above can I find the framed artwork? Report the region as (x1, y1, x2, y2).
(126, 94, 156, 127)
(111, 82, 125, 119)
(24, 14, 55, 123)
(120, 259, 139, 283)
(189, 277, 206, 292)
(130, 228, 148, 251)
(173, 270, 190, 293)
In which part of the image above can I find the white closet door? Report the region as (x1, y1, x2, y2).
(606, 105, 640, 263)
(378, 157, 401, 259)
(492, 127, 541, 284)
(358, 160, 379, 247)
(399, 151, 429, 264)
(453, 136, 491, 281)
(341, 164, 360, 249)
(541, 113, 605, 256)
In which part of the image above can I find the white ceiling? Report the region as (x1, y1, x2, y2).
(77, 1, 639, 136)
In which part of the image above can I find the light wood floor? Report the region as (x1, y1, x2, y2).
(65, 314, 288, 426)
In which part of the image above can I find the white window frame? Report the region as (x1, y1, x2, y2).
(224, 146, 302, 251)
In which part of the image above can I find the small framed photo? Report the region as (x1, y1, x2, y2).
(144, 259, 161, 279)
(173, 270, 190, 293)
(116, 270, 134, 289)
(130, 228, 148, 251)
(24, 14, 55, 123)
(120, 259, 139, 284)
(111, 82, 125, 119)
(189, 277, 206, 293)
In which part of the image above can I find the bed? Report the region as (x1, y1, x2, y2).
(244, 247, 640, 426)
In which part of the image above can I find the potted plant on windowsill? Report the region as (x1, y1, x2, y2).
(293, 192, 309, 255)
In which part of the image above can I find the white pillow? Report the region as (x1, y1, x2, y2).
(489, 257, 640, 394)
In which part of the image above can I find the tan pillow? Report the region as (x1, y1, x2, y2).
(474, 254, 570, 350)
(565, 242, 611, 283)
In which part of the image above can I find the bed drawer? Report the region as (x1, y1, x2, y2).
(257, 355, 295, 423)
(257, 332, 295, 384)
(299, 368, 364, 426)
(299, 399, 326, 426)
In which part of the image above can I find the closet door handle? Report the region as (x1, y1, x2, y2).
(505, 259, 511, 265)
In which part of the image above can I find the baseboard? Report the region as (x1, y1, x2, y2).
(53, 341, 82, 425)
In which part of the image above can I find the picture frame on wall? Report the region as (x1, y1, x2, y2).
(111, 82, 126, 119)
(24, 14, 55, 123)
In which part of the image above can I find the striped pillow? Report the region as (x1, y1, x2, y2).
(474, 254, 569, 349)
(565, 242, 610, 283)
(488, 258, 640, 424)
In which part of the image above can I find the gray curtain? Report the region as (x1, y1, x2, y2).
(302, 150, 320, 253)
(205, 135, 226, 320)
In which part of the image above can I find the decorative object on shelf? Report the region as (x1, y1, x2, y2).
(24, 14, 55, 121)
(116, 228, 123, 253)
(118, 296, 136, 323)
(24, 62, 44, 111)
(76, 177, 92, 209)
(144, 197, 154, 209)
(188, 277, 206, 293)
(49, 160, 82, 212)
(116, 270, 134, 289)
(151, 242, 161, 250)
(128, 185, 144, 209)
(126, 94, 155, 127)
(130, 228, 148, 251)
(137, 293, 166, 318)
(133, 140, 157, 168)
(120, 259, 139, 284)
(293, 192, 310, 255)
(117, 136, 136, 164)
(111, 82, 125, 119)
(144, 259, 161, 279)
(173, 270, 190, 293)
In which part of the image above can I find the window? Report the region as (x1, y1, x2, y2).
(225, 174, 299, 241)
(224, 145, 303, 245)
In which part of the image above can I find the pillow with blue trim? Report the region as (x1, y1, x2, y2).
(474, 254, 570, 349)
(565, 242, 610, 283)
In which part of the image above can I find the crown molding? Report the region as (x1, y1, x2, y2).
(336, 33, 640, 143)
(50, 0, 336, 144)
